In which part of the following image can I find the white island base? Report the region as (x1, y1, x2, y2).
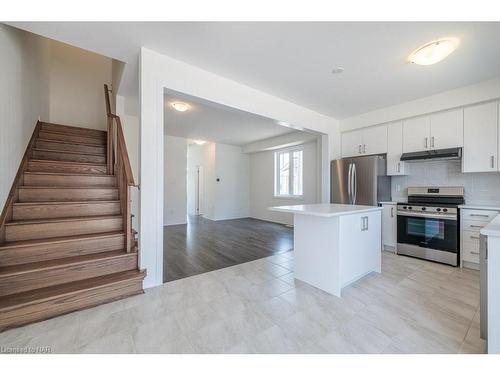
(271, 204, 382, 297)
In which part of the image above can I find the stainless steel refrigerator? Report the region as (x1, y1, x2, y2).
(330, 155, 391, 206)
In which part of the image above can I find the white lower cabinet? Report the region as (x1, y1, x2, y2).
(460, 208, 500, 269)
(381, 203, 397, 252)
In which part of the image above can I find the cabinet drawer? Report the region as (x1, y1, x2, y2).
(462, 220, 488, 233)
(462, 230, 480, 264)
(461, 209, 499, 222)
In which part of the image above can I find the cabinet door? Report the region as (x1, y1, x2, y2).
(386, 121, 405, 176)
(403, 116, 431, 153)
(341, 130, 363, 158)
(430, 108, 464, 149)
(382, 204, 397, 250)
(463, 102, 498, 173)
(362, 125, 387, 155)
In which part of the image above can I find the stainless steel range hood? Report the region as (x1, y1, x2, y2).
(400, 147, 462, 162)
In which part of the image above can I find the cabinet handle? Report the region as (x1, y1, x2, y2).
(361, 216, 369, 231)
(425, 137, 428, 149)
(358, 145, 362, 154)
(470, 214, 489, 218)
(397, 162, 401, 173)
(363, 144, 366, 153)
(431, 136, 435, 148)
(391, 207, 394, 218)
(469, 224, 483, 228)
(470, 235, 480, 240)
(491, 156, 495, 169)
(471, 251, 480, 255)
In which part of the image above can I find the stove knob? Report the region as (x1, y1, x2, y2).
(402, 206, 407, 209)
(436, 208, 441, 212)
(443, 208, 448, 213)
(408, 206, 413, 210)
(421, 207, 426, 211)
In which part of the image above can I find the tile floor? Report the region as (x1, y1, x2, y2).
(0, 252, 485, 354)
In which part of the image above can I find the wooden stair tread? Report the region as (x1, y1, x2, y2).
(33, 148, 107, 157)
(34, 138, 106, 147)
(19, 186, 117, 189)
(40, 122, 106, 135)
(0, 270, 144, 310)
(24, 171, 113, 177)
(13, 200, 120, 206)
(0, 231, 124, 250)
(0, 250, 132, 276)
(37, 129, 106, 140)
(5, 215, 122, 226)
(30, 159, 106, 167)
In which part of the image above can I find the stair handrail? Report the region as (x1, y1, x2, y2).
(104, 84, 136, 252)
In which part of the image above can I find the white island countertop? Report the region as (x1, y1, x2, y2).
(269, 203, 382, 218)
(481, 214, 500, 237)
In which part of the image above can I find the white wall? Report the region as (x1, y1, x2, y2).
(48, 40, 112, 130)
(340, 77, 500, 131)
(140, 47, 339, 287)
(0, 24, 50, 211)
(164, 135, 187, 226)
(213, 143, 250, 221)
(250, 140, 319, 225)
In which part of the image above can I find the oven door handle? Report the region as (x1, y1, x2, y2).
(397, 211, 457, 221)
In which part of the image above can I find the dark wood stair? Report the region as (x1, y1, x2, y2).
(0, 119, 144, 332)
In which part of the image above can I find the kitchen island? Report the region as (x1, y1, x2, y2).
(270, 203, 382, 297)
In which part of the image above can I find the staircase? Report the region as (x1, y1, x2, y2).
(0, 89, 145, 331)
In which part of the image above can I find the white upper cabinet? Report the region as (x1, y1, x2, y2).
(341, 129, 363, 158)
(403, 116, 431, 153)
(341, 125, 387, 158)
(386, 121, 406, 176)
(430, 108, 464, 149)
(463, 101, 498, 173)
(363, 125, 388, 156)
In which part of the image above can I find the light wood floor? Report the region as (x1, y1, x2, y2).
(0, 251, 485, 353)
(163, 216, 293, 282)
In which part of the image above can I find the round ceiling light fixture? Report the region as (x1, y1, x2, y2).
(408, 38, 460, 66)
(193, 140, 206, 145)
(171, 102, 190, 112)
(331, 66, 345, 75)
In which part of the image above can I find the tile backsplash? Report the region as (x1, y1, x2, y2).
(391, 160, 500, 205)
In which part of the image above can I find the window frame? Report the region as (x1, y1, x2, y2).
(274, 146, 304, 199)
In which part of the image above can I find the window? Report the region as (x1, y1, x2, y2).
(274, 147, 303, 198)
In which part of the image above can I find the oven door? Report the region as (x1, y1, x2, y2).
(397, 212, 458, 253)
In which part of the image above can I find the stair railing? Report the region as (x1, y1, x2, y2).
(104, 84, 137, 253)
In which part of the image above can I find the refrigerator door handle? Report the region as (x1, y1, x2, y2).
(352, 163, 357, 205)
(347, 163, 352, 204)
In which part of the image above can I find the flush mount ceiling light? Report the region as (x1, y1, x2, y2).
(408, 38, 460, 66)
(331, 66, 345, 75)
(193, 140, 206, 145)
(171, 102, 190, 112)
(276, 121, 290, 127)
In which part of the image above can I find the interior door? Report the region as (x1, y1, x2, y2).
(195, 165, 204, 215)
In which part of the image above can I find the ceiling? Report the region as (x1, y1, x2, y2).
(164, 90, 297, 146)
(9, 22, 500, 119)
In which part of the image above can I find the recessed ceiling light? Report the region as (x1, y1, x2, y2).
(171, 102, 190, 112)
(277, 121, 290, 127)
(331, 66, 345, 75)
(408, 38, 460, 66)
(193, 140, 206, 145)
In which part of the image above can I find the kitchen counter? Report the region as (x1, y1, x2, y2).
(268, 203, 382, 297)
(270, 203, 382, 217)
(481, 213, 500, 237)
(459, 204, 500, 211)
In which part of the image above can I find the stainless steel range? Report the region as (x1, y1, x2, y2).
(397, 186, 465, 266)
